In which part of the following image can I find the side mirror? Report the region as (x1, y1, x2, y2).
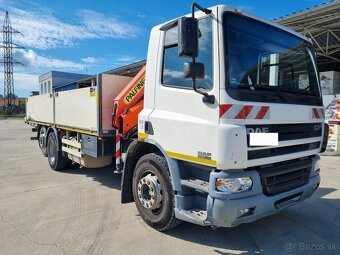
(178, 3, 214, 104)
(178, 17, 199, 58)
(184, 62, 205, 79)
(184, 61, 215, 104)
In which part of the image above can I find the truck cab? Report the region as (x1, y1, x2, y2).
(128, 5, 325, 229)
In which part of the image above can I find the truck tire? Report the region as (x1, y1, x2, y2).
(38, 126, 48, 157)
(47, 132, 68, 171)
(132, 153, 181, 231)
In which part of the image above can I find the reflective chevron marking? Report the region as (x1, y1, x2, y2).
(312, 107, 325, 119)
(220, 104, 270, 119)
(116, 132, 121, 165)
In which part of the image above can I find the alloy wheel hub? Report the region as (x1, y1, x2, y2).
(137, 173, 162, 210)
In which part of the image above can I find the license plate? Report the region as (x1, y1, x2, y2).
(249, 133, 278, 146)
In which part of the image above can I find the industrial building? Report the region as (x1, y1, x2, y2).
(38, 71, 91, 94)
(37, 61, 146, 94)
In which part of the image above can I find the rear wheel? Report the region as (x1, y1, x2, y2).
(38, 126, 48, 157)
(132, 153, 181, 231)
(47, 132, 68, 171)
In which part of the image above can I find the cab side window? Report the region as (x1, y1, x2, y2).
(162, 18, 213, 90)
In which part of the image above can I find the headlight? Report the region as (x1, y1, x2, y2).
(314, 160, 320, 171)
(216, 177, 253, 192)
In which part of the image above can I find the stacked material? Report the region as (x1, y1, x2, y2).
(325, 97, 340, 122)
(324, 121, 340, 155)
(323, 97, 340, 155)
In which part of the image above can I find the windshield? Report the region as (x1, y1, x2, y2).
(223, 13, 322, 105)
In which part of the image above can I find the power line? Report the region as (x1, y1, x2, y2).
(0, 11, 24, 108)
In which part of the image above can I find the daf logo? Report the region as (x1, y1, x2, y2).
(246, 127, 269, 134)
(314, 124, 321, 131)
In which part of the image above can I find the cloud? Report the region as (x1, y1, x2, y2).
(11, 72, 39, 97)
(79, 9, 139, 39)
(12, 49, 86, 71)
(1, 4, 141, 50)
(81, 57, 101, 64)
(164, 69, 183, 79)
(163, 69, 212, 82)
(7, 49, 141, 77)
(0, 72, 39, 94)
(116, 56, 138, 63)
(12, 73, 38, 90)
(112, 55, 141, 66)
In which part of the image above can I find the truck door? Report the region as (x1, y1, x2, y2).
(149, 16, 219, 167)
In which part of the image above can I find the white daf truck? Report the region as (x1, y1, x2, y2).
(25, 4, 328, 231)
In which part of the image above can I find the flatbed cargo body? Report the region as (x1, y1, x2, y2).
(26, 73, 134, 136)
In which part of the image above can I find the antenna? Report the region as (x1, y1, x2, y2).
(0, 11, 24, 108)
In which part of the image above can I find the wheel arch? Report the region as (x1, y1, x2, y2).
(121, 140, 181, 203)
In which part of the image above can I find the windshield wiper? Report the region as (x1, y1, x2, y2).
(238, 84, 316, 96)
(237, 84, 288, 102)
(278, 86, 315, 95)
(238, 84, 276, 91)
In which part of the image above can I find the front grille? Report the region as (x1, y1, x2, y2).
(248, 142, 320, 160)
(246, 123, 322, 160)
(246, 123, 322, 147)
(254, 158, 312, 195)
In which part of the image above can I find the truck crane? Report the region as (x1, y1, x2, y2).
(25, 3, 328, 231)
(111, 66, 146, 169)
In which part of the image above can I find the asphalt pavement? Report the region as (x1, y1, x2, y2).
(0, 119, 339, 255)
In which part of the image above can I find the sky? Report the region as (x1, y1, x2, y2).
(0, 0, 332, 97)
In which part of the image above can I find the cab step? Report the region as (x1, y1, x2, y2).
(180, 178, 209, 193)
(175, 208, 211, 226)
(184, 209, 208, 221)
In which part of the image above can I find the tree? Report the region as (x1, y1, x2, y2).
(0, 94, 3, 98)
(19, 98, 26, 112)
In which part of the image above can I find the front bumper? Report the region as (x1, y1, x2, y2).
(205, 154, 320, 227)
(174, 156, 320, 227)
(209, 173, 319, 227)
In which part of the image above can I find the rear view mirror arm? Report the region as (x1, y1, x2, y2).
(191, 3, 214, 104)
(192, 3, 212, 17)
(190, 56, 214, 104)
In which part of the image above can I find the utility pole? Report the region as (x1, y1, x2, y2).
(0, 11, 23, 108)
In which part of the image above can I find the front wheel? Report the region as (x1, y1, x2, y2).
(132, 153, 181, 231)
(47, 132, 68, 171)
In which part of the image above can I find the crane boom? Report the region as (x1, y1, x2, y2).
(112, 66, 146, 137)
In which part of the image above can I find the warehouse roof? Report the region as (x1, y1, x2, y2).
(275, 0, 340, 72)
(104, 60, 146, 77)
(74, 60, 146, 87)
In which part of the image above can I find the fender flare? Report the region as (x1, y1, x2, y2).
(121, 140, 181, 203)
